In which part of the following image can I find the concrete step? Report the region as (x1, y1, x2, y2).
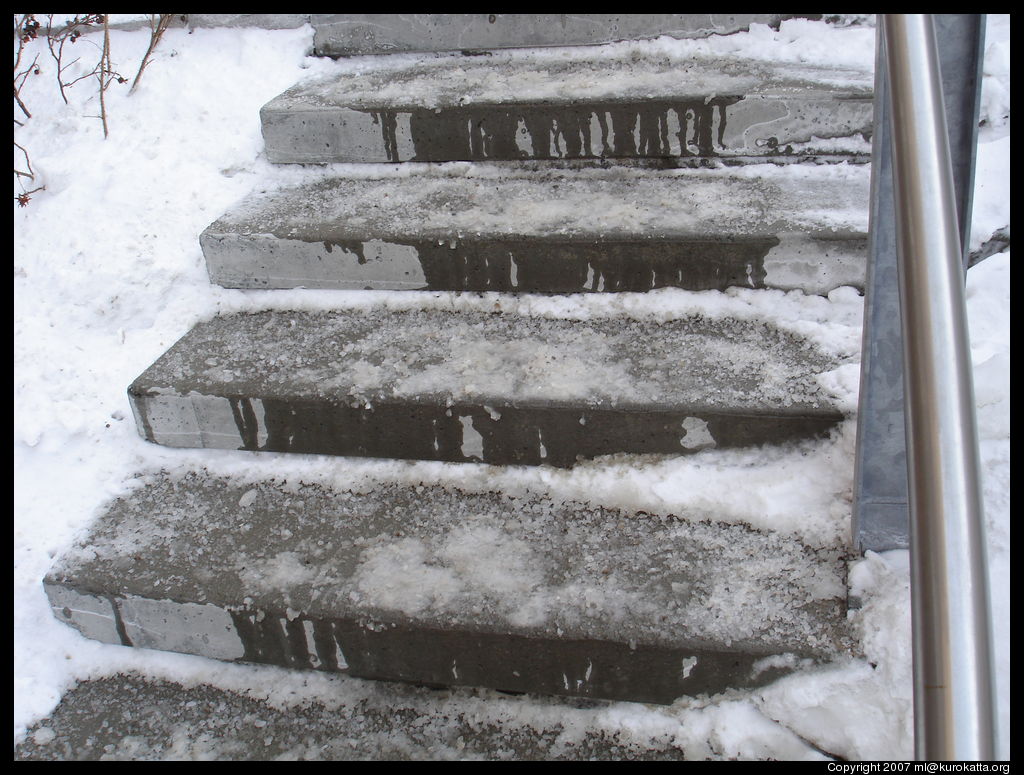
(15, 674, 690, 760)
(262, 44, 872, 164)
(44, 473, 851, 706)
(127, 308, 847, 466)
(311, 14, 822, 57)
(14, 670, 834, 760)
(201, 166, 869, 294)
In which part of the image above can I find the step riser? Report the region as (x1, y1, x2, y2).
(45, 583, 799, 705)
(262, 99, 872, 164)
(312, 14, 817, 57)
(129, 393, 842, 467)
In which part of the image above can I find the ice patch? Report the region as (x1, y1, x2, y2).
(459, 415, 484, 460)
(682, 656, 699, 679)
(679, 417, 716, 450)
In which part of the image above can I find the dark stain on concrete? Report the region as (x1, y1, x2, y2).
(416, 238, 776, 293)
(106, 595, 134, 647)
(229, 399, 841, 468)
(341, 620, 802, 704)
(229, 398, 262, 451)
(231, 613, 314, 669)
(312, 620, 344, 671)
(314, 236, 778, 293)
(223, 609, 802, 704)
(372, 110, 400, 162)
(129, 392, 158, 443)
(375, 98, 745, 161)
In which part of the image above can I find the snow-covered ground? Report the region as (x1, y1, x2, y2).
(13, 16, 1010, 759)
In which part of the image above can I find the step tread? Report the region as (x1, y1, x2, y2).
(270, 45, 872, 112)
(16, 673, 695, 760)
(310, 13, 826, 57)
(131, 308, 842, 414)
(45, 473, 850, 704)
(206, 166, 869, 242)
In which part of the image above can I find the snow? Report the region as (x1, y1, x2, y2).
(13, 17, 1010, 760)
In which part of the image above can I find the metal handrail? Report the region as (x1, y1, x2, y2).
(880, 14, 996, 760)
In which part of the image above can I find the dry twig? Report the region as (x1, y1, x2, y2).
(44, 14, 107, 104)
(16, 186, 46, 207)
(99, 16, 111, 137)
(130, 14, 175, 93)
(14, 140, 35, 179)
(14, 14, 42, 118)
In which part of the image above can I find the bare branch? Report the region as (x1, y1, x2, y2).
(99, 17, 110, 138)
(16, 185, 46, 207)
(14, 85, 32, 118)
(968, 226, 1010, 268)
(13, 140, 35, 179)
(43, 14, 109, 104)
(130, 14, 174, 94)
(14, 15, 41, 118)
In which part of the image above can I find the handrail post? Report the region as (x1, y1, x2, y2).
(881, 13, 996, 760)
(853, 14, 985, 555)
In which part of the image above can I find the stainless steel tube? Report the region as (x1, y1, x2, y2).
(882, 14, 996, 760)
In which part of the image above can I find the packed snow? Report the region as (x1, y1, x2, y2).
(13, 16, 1009, 760)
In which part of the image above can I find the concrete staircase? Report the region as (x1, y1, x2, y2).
(34, 14, 871, 758)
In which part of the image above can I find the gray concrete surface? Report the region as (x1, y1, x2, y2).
(43, 473, 850, 706)
(13, 673, 695, 760)
(311, 14, 820, 56)
(93, 14, 310, 32)
(127, 309, 847, 466)
(263, 99, 872, 165)
(201, 167, 869, 294)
